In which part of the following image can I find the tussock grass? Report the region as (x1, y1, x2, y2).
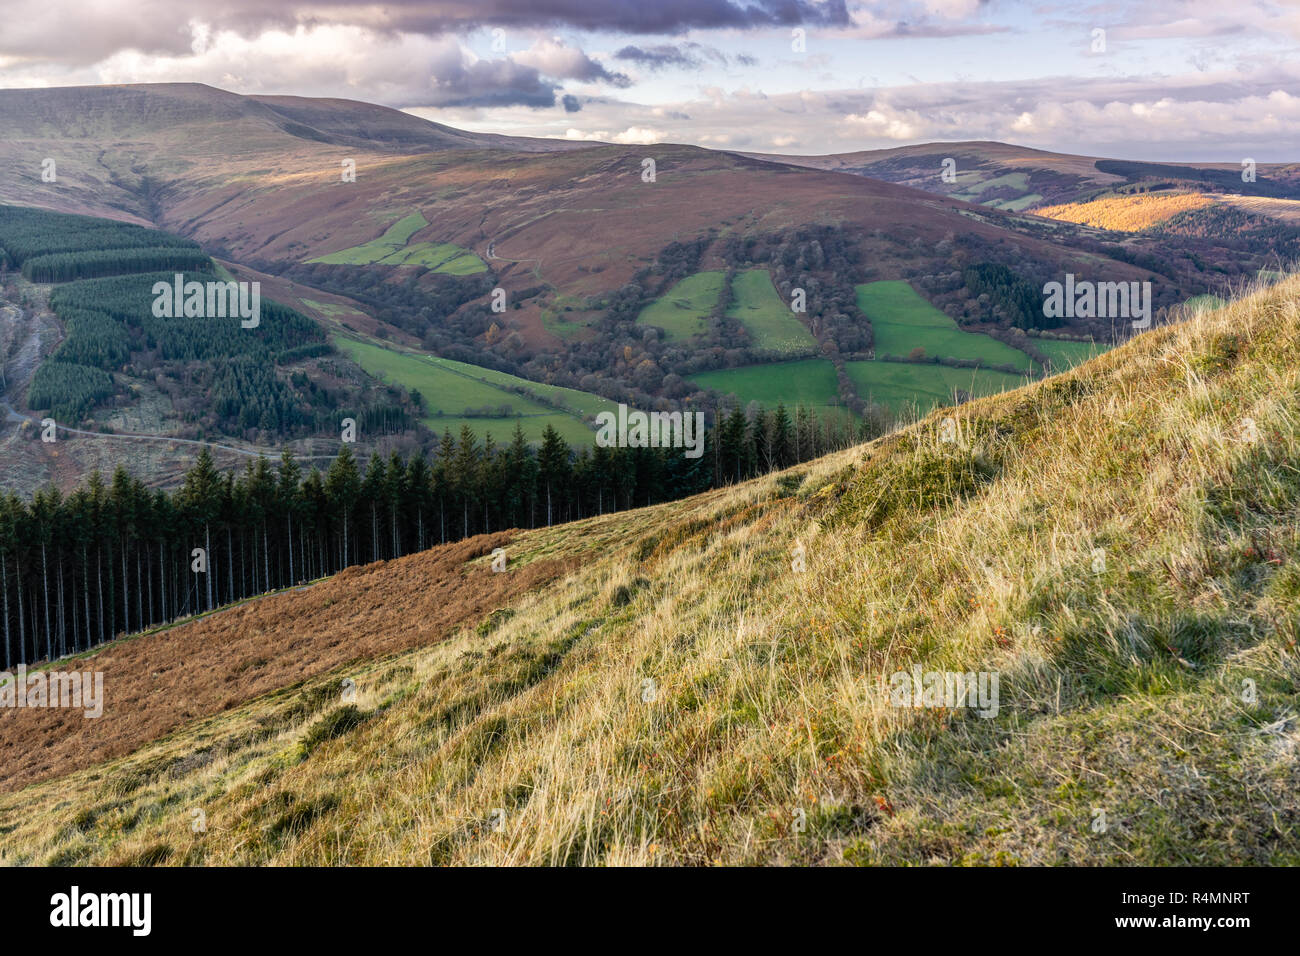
(3, 277, 1299, 865)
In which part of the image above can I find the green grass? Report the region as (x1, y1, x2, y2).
(541, 294, 600, 342)
(728, 270, 818, 354)
(845, 360, 1029, 415)
(856, 280, 1033, 371)
(376, 242, 486, 274)
(1184, 294, 1228, 314)
(335, 337, 603, 446)
(299, 298, 354, 317)
(421, 354, 618, 421)
(637, 272, 724, 341)
(307, 211, 486, 274)
(690, 359, 841, 409)
(953, 171, 1031, 203)
(1034, 338, 1111, 372)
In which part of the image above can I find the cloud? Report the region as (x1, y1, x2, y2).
(614, 44, 699, 70)
(315, 0, 853, 37)
(0, 22, 644, 110)
(0, 0, 853, 68)
(448, 61, 1300, 160)
(72, 26, 566, 109)
(613, 41, 732, 71)
(563, 125, 664, 144)
(844, 107, 919, 139)
(3, 0, 1298, 159)
(510, 36, 629, 86)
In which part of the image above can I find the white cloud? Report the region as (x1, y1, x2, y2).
(844, 107, 919, 139)
(613, 126, 665, 144)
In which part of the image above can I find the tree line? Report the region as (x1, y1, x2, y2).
(0, 404, 868, 668)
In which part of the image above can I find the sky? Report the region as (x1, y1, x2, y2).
(1, 0, 1298, 160)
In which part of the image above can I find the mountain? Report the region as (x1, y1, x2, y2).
(0, 84, 1259, 496)
(2, 277, 1296, 865)
(743, 140, 1300, 211)
(745, 142, 1300, 267)
(0, 83, 580, 217)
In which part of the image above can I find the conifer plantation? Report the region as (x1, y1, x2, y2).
(0, 404, 865, 668)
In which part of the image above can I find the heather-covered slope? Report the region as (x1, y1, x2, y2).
(2, 278, 1298, 866)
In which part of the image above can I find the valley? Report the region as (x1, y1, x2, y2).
(0, 0, 1296, 882)
(1, 83, 1221, 499)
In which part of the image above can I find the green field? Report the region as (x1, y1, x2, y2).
(856, 280, 1033, 370)
(1034, 338, 1110, 371)
(690, 351, 1030, 418)
(689, 359, 841, 409)
(421, 354, 617, 421)
(845, 360, 1030, 416)
(308, 210, 487, 274)
(637, 271, 724, 341)
(335, 337, 607, 446)
(728, 270, 818, 353)
(953, 171, 1030, 203)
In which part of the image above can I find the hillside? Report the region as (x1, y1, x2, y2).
(749, 141, 1300, 211)
(2, 277, 1297, 866)
(0, 83, 1215, 465)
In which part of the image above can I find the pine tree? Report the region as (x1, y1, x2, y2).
(324, 446, 361, 570)
(536, 425, 571, 527)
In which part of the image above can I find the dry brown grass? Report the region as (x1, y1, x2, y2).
(1219, 195, 1300, 225)
(0, 531, 577, 793)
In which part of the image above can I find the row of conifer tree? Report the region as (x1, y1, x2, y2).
(1, 403, 871, 668)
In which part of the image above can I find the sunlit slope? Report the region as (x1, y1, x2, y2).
(3, 279, 1299, 865)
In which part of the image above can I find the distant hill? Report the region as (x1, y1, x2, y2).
(0, 84, 1269, 493)
(742, 140, 1300, 211)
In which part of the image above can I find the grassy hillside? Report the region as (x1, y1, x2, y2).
(856, 280, 1033, 370)
(689, 358, 841, 410)
(307, 210, 486, 274)
(728, 270, 819, 354)
(334, 336, 609, 445)
(845, 360, 1029, 414)
(1032, 337, 1110, 372)
(637, 271, 724, 341)
(2, 279, 1298, 866)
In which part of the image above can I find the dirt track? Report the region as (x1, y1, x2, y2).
(0, 531, 577, 793)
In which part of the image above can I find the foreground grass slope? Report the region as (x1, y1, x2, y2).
(2, 279, 1298, 865)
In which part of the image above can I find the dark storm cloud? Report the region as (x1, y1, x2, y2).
(416, 56, 558, 108)
(344, 0, 851, 36)
(1, 0, 845, 69)
(562, 93, 582, 112)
